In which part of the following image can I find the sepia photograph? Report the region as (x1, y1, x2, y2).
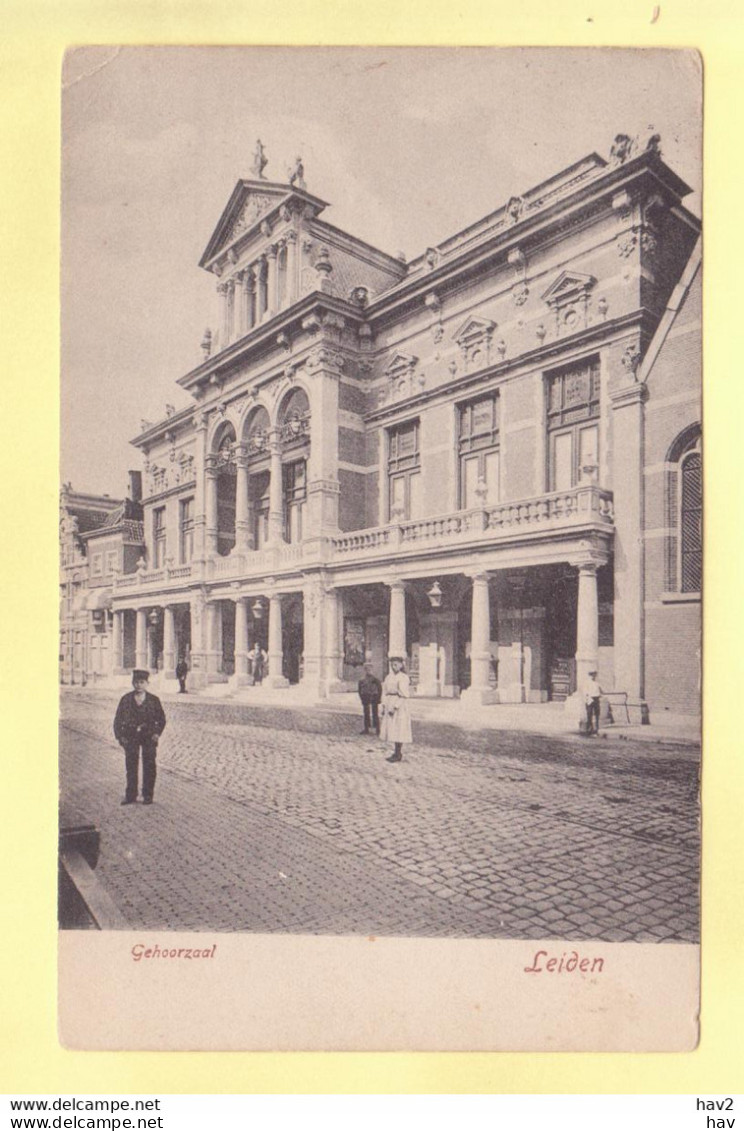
(58, 46, 702, 1050)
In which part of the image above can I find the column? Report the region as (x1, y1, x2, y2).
(462, 573, 496, 705)
(234, 596, 250, 685)
(247, 265, 257, 329)
(286, 230, 298, 304)
(267, 593, 289, 687)
(268, 431, 284, 544)
(112, 610, 123, 673)
(324, 586, 342, 692)
(135, 608, 147, 670)
(205, 465, 219, 555)
(188, 589, 208, 689)
(163, 605, 176, 677)
(207, 601, 222, 677)
(225, 279, 235, 343)
(256, 258, 267, 321)
(266, 246, 278, 318)
(575, 563, 599, 690)
(217, 282, 229, 347)
(235, 447, 250, 551)
(233, 272, 245, 338)
(388, 580, 407, 660)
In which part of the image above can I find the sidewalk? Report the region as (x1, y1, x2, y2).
(66, 680, 701, 747)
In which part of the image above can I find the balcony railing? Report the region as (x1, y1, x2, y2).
(111, 485, 613, 596)
(331, 485, 614, 559)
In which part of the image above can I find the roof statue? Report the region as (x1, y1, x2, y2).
(251, 139, 268, 180)
(288, 156, 305, 190)
(609, 133, 635, 166)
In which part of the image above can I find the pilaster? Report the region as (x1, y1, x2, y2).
(609, 351, 647, 701)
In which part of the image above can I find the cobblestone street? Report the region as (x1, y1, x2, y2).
(60, 689, 700, 942)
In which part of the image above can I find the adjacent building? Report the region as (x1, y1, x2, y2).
(70, 134, 701, 717)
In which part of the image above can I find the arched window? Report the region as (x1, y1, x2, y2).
(244, 408, 271, 549)
(212, 422, 237, 557)
(665, 425, 702, 595)
(278, 389, 311, 543)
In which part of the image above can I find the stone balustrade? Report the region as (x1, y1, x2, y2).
(110, 486, 613, 595)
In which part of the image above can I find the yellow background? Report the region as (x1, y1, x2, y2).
(1, 0, 741, 1095)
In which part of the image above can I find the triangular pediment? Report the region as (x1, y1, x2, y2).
(541, 271, 596, 305)
(385, 351, 418, 377)
(453, 317, 496, 344)
(199, 180, 328, 270)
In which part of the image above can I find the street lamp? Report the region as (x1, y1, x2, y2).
(251, 597, 265, 619)
(426, 581, 443, 608)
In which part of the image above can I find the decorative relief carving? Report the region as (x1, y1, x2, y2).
(512, 281, 529, 306)
(424, 292, 444, 345)
(306, 345, 345, 376)
(617, 232, 638, 259)
(425, 247, 440, 271)
(541, 270, 596, 336)
(505, 196, 525, 224)
(620, 341, 642, 377)
(224, 192, 274, 245)
(453, 317, 496, 372)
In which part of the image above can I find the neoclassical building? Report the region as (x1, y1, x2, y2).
(91, 135, 700, 717)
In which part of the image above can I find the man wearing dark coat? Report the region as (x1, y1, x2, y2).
(113, 670, 166, 805)
(358, 662, 382, 736)
(175, 657, 188, 694)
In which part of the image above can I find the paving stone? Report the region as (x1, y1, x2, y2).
(59, 690, 700, 942)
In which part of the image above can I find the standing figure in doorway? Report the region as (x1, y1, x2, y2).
(250, 642, 267, 685)
(381, 656, 413, 763)
(358, 662, 382, 736)
(113, 669, 166, 805)
(175, 656, 188, 694)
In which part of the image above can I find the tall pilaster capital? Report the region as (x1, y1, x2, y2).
(285, 229, 299, 245)
(266, 243, 279, 260)
(216, 281, 229, 296)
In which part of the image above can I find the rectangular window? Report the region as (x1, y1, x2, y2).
(388, 419, 421, 520)
(153, 507, 166, 568)
(179, 498, 194, 564)
(91, 553, 103, 577)
(283, 460, 306, 544)
(546, 357, 600, 490)
(458, 393, 500, 507)
(105, 550, 118, 574)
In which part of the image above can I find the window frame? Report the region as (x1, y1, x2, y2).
(179, 497, 194, 565)
(153, 506, 167, 569)
(387, 418, 421, 520)
(457, 392, 500, 508)
(545, 357, 601, 491)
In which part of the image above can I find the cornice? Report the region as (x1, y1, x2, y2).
(364, 309, 653, 424)
(366, 153, 697, 327)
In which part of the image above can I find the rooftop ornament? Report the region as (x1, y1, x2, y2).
(288, 156, 306, 190)
(251, 139, 268, 180)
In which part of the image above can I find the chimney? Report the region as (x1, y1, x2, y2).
(128, 470, 143, 503)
